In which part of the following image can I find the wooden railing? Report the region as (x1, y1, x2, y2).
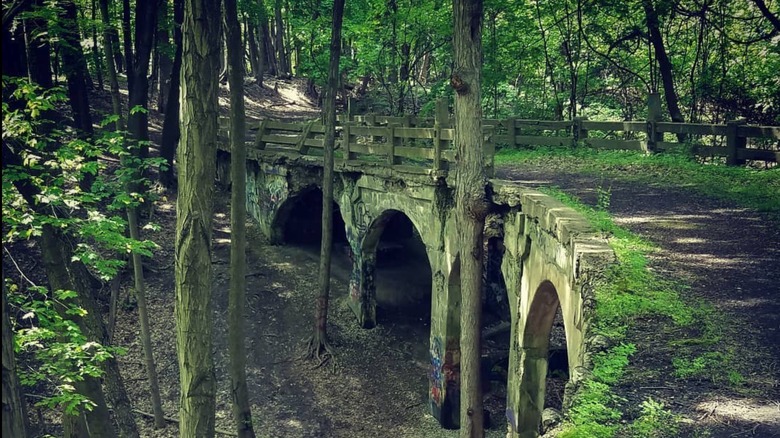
(220, 101, 778, 175)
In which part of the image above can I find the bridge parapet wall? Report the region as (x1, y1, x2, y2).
(491, 180, 614, 437)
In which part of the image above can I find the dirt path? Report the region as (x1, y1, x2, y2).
(497, 163, 780, 436)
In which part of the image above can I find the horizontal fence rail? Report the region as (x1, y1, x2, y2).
(219, 105, 779, 176)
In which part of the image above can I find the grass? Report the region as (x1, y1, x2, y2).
(538, 186, 751, 437)
(495, 146, 780, 220)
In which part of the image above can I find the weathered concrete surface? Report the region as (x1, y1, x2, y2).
(217, 151, 615, 437)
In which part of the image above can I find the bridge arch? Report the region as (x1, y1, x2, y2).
(268, 184, 347, 246)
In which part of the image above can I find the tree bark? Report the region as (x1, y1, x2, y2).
(157, 1, 173, 112)
(159, 0, 183, 188)
(2, 277, 29, 438)
(176, 0, 221, 434)
(452, 0, 486, 435)
(99, 0, 124, 128)
(225, 0, 257, 434)
(643, 0, 685, 141)
(26, 0, 54, 89)
(273, 0, 289, 77)
(57, 0, 94, 138)
(304, 0, 345, 365)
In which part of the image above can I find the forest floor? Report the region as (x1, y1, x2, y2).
(11, 77, 780, 437)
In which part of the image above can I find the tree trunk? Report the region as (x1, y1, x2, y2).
(273, 0, 288, 77)
(643, 0, 685, 141)
(57, 0, 94, 138)
(126, 0, 160, 169)
(304, 0, 344, 365)
(225, 0, 257, 435)
(38, 227, 119, 438)
(99, 0, 124, 128)
(127, 208, 166, 428)
(247, 18, 264, 85)
(452, 0, 486, 435)
(157, 1, 173, 112)
(176, 0, 221, 434)
(159, 0, 183, 188)
(26, 0, 54, 89)
(262, 20, 277, 76)
(91, 0, 104, 90)
(2, 277, 29, 438)
(122, 0, 133, 79)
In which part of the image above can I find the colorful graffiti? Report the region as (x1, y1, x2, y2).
(430, 337, 460, 407)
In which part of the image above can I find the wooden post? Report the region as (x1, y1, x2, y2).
(573, 117, 588, 146)
(368, 113, 382, 144)
(343, 124, 354, 161)
(296, 121, 314, 154)
(506, 117, 517, 149)
(387, 123, 397, 166)
(253, 120, 267, 150)
(347, 97, 353, 122)
(726, 119, 747, 166)
(646, 92, 663, 153)
(402, 114, 411, 148)
(434, 98, 448, 170)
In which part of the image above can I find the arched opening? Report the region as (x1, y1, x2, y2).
(275, 187, 347, 247)
(516, 280, 569, 435)
(362, 210, 432, 322)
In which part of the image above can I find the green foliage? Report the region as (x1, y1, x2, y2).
(628, 398, 681, 438)
(7, 282, 123, 416)
(2, 77, 158, 415)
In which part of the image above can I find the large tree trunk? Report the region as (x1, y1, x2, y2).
(452, 0, 486, 435)
(643, 0, 685, 141)
(303, 0, 345, 365)
(2, 277, 29, 438)
(176, 0, 221, 434)
(224, 0, 257, 435)
(26, 0, 54, 89)
(159, 0, 183, 188)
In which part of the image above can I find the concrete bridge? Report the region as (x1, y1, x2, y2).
(217, 120, 615, 436)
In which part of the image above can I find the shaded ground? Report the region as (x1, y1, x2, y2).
(497, 163, 780, 437)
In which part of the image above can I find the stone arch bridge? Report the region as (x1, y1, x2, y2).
(217, 122, 614, 437)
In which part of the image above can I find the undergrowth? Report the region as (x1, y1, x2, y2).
(495, 146, 780, 220)
(541, 187, 748, 437)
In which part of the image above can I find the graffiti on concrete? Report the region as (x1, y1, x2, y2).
(430, 337, 444, 405)
(263, 178, 287, 211)
(352, 198, 371, 233)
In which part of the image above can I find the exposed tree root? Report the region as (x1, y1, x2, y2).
(300, 331, 335, 369)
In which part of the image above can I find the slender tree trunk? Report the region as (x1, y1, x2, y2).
(157, 1, 173, 112)
(91, 0, 104, 90)
(122, 0, 134, 80)
(262, 20, 277, 76)
(303, 0, 344, 365)
(99, 0, 124, 126)
(273, 0, 288, 77)
(452, 0, 486, 434)
(159, 0, 183, 188)
(643, 0, 685, 141)
(127, 0, 160, 167)
(126, 209, 166, 428)
(176, 0, 221, 434)
(225, 0, 257, 435)
(2, 277, 29, 438)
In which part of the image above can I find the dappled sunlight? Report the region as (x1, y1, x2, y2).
(675, 237, 707, 244)
(694, 397, 780, 430)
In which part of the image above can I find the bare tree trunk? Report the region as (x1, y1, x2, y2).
(57, 0, 94, 138)
(157, 0, 173, 112)
(273, 0, 289, 77)
(303, 0, 345, 366)
(643, 0, 685, 141)
(225, 0, 257, 434)
(91, 0, 104, 90)
(26, 0, 54, 89)
(176, 0, 221, 434)
(99, 0, 123, 126)
(452, 0, 486, 435)
(2, 277, 28, 438)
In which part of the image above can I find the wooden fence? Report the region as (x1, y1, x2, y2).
(220, 100, 779, 176)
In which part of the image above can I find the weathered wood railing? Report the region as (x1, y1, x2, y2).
(220, 100, 778, 174)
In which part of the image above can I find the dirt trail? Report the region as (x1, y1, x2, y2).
(497, 163, 780, 436)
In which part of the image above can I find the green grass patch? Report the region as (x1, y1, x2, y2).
(544, 186, 746, 437)
(495, 146, 780, 219)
